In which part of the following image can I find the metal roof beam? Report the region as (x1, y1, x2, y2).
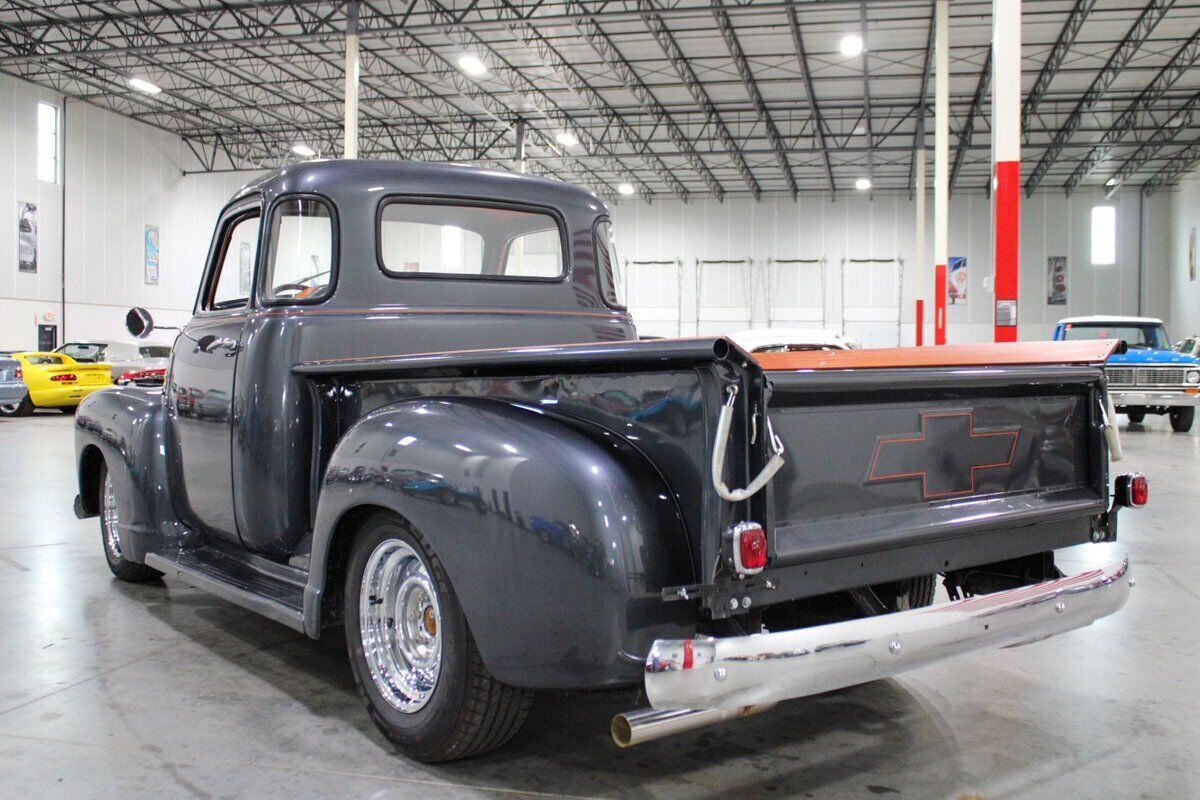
(786, 3, 835, 193)
(1144, 139, 1200, 194)
(1064, 26, 1200, 195)
(711, 0, 796, 197)
(637, 0, 760, 199)
(1021, 0, 1095, 131)
(1104, 90, 1200, 197)
(907, 6, 934, 200)
(1024, 0, 1174, 196)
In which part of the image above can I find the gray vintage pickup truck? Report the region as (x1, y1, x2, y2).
(74, 161, 1141, 762)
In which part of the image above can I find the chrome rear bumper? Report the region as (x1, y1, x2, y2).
(1110, 390, 1199, 408)
(644, 558, 1131, 713)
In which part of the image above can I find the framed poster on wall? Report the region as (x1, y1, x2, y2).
(948, 256, 967, 304)
(144, 225, 160, 285)
(1047, 256, 1067, 305)
(18, 202, 37, 273)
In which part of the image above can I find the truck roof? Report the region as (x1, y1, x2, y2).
(1057, 315, 1164, 325)
(234, 159, 609, 213)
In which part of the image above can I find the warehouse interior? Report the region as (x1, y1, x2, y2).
(1, 1, 1198, 797)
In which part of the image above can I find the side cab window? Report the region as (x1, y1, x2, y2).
(201, 206, 262, 311)
(262, 196, 337, 304)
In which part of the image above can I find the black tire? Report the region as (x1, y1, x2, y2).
(894, 574, 937, 609)
(0, 395, 33, 417)
(98, 462, 162, 582)
(60, 405, 79, 415)
(344, 512, 532, 762)
(1170, 407, 1194, 433)
(1125, 407, 1146, 424)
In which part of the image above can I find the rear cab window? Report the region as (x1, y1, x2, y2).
(378, 200, 564, 280)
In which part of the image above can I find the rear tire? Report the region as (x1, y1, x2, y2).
(344, 512, 532, 762)
(1125, 407, 1146, 424)
(99, 463, 162, 582)
(894, 574, 937, 609)
(1170, 407, 1194, 433)
(60, 405, 78, 415)
(0, 395, 33, 417)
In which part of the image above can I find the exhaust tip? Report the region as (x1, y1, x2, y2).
(610, 714, 634, 748)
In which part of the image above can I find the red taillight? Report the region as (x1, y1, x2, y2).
(117, 372, 135, 385)
(14, 368, 21, 379)
(50, 373, 77, 382)
(730, 522, 767, 575)
(1131, 474, 1148, 507)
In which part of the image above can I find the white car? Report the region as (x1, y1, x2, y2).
(56, 340, 171, 381)
(728, 327, 861, 354)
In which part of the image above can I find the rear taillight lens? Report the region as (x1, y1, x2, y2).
(14, 368, 21, 379)
(1131, 474, 1148, 507)
(50, 373, 77, 382)
(729, 522, 767, 575)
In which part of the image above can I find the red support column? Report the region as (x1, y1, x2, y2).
(992, 0, 1020, 342)
(915, 300, 924, 346)
(935, 264, 947, 344)
(933, 0, 949, 345)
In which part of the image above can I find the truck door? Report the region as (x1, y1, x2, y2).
(169, 202, 260, 542)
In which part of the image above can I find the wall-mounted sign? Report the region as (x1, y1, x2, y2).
(144, 225, 160, 285)
(948, 256, 967, 304)
(995, 299, 1017, 327)
(18, 201, 37, 273)
(1047, 256, 1067, 305)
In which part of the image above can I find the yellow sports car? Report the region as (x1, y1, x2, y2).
(0, 351, 113, 416)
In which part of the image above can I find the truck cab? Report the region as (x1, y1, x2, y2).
(1053, 315, 1200, 431)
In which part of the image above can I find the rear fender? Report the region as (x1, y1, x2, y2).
(306, 397, 695, 690)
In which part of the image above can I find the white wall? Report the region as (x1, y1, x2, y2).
(1168, 167, 1200, 341)
(614, 188, 1171, 345)
(0, 72, 252, 350)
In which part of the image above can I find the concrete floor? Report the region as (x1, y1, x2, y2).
(1, 410, 1196, 800)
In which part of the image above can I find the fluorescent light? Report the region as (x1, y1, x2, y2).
(1105, 177, 1117, 187)
(457, 54, 488, 77)
(855, 177, 872, 191)
(840, 34, 864, 57)
(853, 125, 865, 136)
(617, 182, 636, 196)
(291, 143, 316, 158)
(555, 131, 579, 147)
(127, 77, 162, 95)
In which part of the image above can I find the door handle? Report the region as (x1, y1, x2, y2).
(195, 335, 239, 354)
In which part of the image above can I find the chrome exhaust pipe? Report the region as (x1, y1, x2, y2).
(611, 704, 775, 747)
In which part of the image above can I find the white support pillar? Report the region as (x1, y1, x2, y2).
(343, 2, 360, 159)
(915, 118, 927, 345)
(992, 0, 1021, 342)
(934, 0, 949, 345)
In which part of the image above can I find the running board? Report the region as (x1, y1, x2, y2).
(145, 550, 306, 633)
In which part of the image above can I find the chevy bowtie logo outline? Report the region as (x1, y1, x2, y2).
(867, 410, 1020, 499)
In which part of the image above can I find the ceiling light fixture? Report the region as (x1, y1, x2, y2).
(555, 131, 579, 147)
(127, 77, 162, 95)
(291, 143, 317, 158)
(457, 54, 489, 77)
(617, 182, 636, 196)
(840, 35, 864, 57)
(855, 177, 872, 191)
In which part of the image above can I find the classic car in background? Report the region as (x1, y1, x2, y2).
(1, 351, 112, 416)
(57, 340, 171, 381)
(728, 327, 861, 353)
(1054, 315, 1200, 431)
(116, 367, 166, 387)
(1174, 335, 1200, 360)
(0, 353, 30, 416)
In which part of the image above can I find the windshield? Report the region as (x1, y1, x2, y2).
(1061, 323, 1167, 349)
(58, 342, 107, 362)
(139, 346, 171, 358)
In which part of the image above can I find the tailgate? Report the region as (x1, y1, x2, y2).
(764, 367, 1105, 565)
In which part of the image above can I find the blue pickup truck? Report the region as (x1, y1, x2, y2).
(1054, 315, 1200, 431)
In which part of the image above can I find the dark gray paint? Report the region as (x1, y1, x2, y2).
(73, 160, 1119, 691)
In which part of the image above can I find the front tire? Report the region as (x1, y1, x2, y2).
(1125, 407, 1146, 424)
(1170, 407, 1194, 432)
(98, 463, 162, 582)
(344, 512, 532, 762)
(0, 395, 33, 417)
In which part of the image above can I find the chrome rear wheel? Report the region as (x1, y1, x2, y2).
(102, 471, 122, 559)
(359, 539, 442, 713)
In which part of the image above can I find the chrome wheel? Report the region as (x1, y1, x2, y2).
(0, 403, 17, 414)
(359, 538, 442, 713)
(102, 471, 122, 559)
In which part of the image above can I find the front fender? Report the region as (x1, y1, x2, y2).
(306, 397, 695, 690)
(74, 387, 174, 562)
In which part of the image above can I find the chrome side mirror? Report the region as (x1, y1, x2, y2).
(126, 307, 154, 339)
